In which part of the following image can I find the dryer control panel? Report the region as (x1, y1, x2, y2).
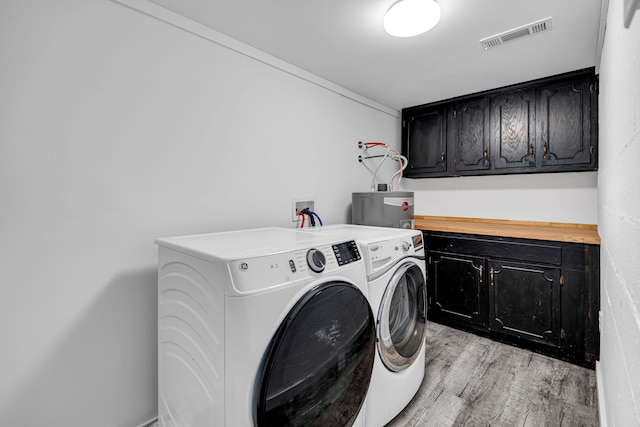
(364, 236, 425, 278)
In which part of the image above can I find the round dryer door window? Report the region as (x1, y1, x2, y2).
(256, 281, 375, 427)
(377, 261, 426, 372)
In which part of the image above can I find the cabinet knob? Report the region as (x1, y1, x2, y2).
(441, 152, 446, 163)
(483, 150, 488, 159)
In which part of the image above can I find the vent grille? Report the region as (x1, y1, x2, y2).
(480, 17, 553, 50)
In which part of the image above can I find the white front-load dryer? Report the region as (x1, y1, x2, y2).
(318, 225, 427, 427)
(155, 227, 375, 427)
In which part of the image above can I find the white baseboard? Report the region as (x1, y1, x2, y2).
(596, 361, 608, 427)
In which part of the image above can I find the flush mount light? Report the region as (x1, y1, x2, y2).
(384, 0, 441, 37)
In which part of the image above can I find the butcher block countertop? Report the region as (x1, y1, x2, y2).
(414, 215, 601, 245)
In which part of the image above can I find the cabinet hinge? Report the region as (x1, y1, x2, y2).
(453, 110, 457, 118)
(590, 84, 594, 94)
(402, 120, 406, 128)
(560, 328, 566, 340)
(560, 275, 565, 286)
(429, 297, 432, 305)
(428, 256, 432, 264)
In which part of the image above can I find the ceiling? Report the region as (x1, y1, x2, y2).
(147, 0, 604, 111)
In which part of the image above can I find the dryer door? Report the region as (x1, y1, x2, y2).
(257, 281, 375, 427)
(377, 261, 426, 372)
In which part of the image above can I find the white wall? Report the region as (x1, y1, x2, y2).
(0, 1, 399, 426)
(597, 0, 640, 425)
(404, 171, 598, 223)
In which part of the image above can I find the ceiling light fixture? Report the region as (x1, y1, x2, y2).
(384, 0, 441, 38)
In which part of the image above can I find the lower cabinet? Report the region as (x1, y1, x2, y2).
(426, 231, 599, 368)
(430, 253, 486, 327)
(488, 259, 561, 349)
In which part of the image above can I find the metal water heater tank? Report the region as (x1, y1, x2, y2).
(352, 191, 414, 229)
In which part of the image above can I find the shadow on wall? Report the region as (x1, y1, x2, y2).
(2, 267, 158, 427)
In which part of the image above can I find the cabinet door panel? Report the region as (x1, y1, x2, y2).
(491, 91, 536, 171)
(488, 260, 561, 348)
(404, 106, 447, 176)
(430, 252, 485, 327)
(453, 98, 491, 172)
(538, 78, 594, 168)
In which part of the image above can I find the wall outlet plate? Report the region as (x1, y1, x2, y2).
(292, 198, 316, 221)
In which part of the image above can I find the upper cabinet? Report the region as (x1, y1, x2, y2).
(402, 68, 598, 178)
(403, 105, 448, 176)
(451, 97, 491, 173)
(537, 76, 597, 171)
(491, 89, 537, 173)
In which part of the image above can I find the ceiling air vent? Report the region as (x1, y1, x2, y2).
(480, 17, 553, 50)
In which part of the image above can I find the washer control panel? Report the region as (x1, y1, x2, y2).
(306, 248, 327, 273)
(230, 240, 362, 293)
(332, 240, 361, 266)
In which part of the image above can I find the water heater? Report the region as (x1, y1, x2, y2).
(352, 191, 414, 229)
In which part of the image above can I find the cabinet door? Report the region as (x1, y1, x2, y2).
(488, 259, 561, 348)
(490, 90, 536, 172)
(537, 76, 596, 170)
(402, 106, 448, 177)
(452, 97, 491, 173)
(429, 252, 485, 327)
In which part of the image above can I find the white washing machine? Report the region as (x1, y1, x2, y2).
(155, 227, 376, 427)
(314, 225, 427, 427)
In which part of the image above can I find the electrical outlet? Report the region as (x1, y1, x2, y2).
(292, 198, 315, 221)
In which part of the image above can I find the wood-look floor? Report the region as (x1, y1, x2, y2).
(386, 322, 599, 427)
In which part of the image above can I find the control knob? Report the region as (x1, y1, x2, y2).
(401, 241, 411, 252)
(306, 248, 326, 273)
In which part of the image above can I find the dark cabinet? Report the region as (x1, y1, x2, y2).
(537, 77, 597, 170)
(491, 90, 537, 172)
(488, 259, 561, 349)
(403, 105, 448, 176)
(430, 252, 485, 327)
(451, 97, 491, 173)
(425, 231, 600, 368)
(402, 68, 598, 178)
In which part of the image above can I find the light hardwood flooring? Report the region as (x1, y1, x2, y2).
(386, 322, 599, 427)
